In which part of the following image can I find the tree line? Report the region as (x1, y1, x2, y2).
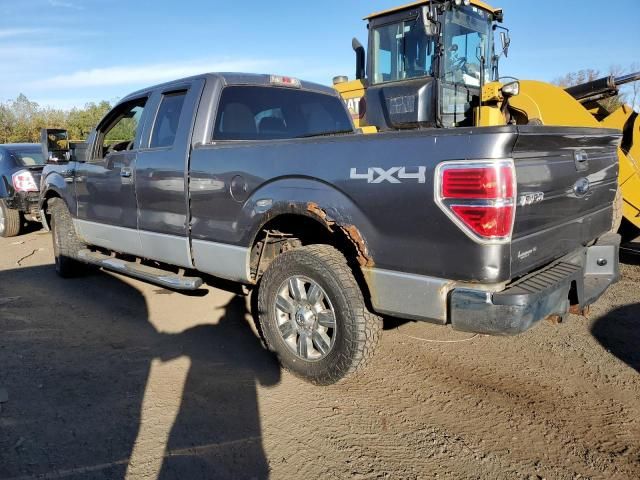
(0, 94, 113, 144)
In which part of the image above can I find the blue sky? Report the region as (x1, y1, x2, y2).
(0, 0, 638, 109)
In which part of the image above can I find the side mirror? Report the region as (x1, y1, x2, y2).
(500, 31, 511, 58)
(421, 6, 438, 36)
(41, 128, 71, 164)
(70, 141, 88, 163)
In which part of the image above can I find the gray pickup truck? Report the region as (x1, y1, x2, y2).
(40, 72, 621, 384)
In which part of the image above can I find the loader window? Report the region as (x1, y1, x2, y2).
(372, 16, 435, 84)
(442, 6, 493, 87)
(213, 86, 353, 141)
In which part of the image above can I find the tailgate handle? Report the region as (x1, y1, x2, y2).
(120, 167, 132, 178)
(574, 150, 589, 171)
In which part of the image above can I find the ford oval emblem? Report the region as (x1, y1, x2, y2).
(573, 177, 590, 196)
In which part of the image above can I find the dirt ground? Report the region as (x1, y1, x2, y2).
(0, 228, 639, 480)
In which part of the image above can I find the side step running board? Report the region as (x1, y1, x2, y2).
(77, 249, 203, 291)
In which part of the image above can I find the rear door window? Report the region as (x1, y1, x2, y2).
(150, 90, 188, 148)
(213, 86, 353, 141)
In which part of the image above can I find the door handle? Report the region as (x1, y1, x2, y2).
(121, 168, 132, 178)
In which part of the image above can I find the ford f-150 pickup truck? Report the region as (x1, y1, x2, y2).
(40, 72, 621, 384)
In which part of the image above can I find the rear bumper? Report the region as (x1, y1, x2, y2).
(5, 192, 40, 219)
(450, 233, 620, 335)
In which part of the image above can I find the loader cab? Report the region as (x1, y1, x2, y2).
(350, 0, 504, 130)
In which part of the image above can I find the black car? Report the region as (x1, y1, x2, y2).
(0, 143, 45, 237)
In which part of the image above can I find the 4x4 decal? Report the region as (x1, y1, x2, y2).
(350, 167, 427, 184)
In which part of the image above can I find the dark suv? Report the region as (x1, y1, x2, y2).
(0, 143, 45, 237)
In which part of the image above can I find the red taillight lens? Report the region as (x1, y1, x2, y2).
(12, 170, 38, 192)
(437, 161, 516, 242)
(450, 205, 514, 238)
(442, 166, 514, 199)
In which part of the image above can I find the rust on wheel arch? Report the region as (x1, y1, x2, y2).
(306, 202, 373, 267)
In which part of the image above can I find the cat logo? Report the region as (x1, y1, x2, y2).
(344, 97, 366, 120)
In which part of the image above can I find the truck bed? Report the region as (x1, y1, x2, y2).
(190, 124, 620, 285)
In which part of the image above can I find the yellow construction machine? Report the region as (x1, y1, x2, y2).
(334, 0, 640, 237)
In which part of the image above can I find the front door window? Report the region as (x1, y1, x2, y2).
(94, 98, 146, 161)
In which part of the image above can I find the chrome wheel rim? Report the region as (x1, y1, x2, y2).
(0, 205, 4, 234)
(274, 275, 337, 361)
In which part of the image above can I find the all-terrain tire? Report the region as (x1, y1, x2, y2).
(0, 199, 21, 237)
(611, 187, 624, 234)
(257, 244, 382, 385)
(49, 198, 87, 278)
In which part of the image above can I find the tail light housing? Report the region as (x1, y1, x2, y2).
(435, 160, 516, 243)
(12, 170, 39, 192)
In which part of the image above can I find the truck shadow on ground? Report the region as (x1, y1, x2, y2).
(0, 265, 280, 480)
(591, 303, 640, 373)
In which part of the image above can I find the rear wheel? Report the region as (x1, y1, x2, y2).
(49, 198, 86, 278)
(257, 244, 382, 385)
(0, 200, 21, 238)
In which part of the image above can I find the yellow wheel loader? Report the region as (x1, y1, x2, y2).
(334, 0, 640, 237)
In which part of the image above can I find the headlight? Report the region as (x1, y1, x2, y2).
(501, 81, 520, 97)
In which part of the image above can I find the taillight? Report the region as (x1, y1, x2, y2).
(442, 166, 514, 199)
(450, 205, 514, 238)
(12, 170, 38, 192)
(436, 160, 516, 243)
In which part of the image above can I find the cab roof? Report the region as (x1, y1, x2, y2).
(121, 72, 337, 105)
(364, 0, 501, 20)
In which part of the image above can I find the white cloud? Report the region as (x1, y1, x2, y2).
(0, 45, 68, 61)
(31, 58, 279, 89)
(48, 0, 83, 9)
(0, 28, 43, 38)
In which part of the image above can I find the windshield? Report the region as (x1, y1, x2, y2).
(442, 5, 493, 87)
(9, 148, 45, 166)
(371, 16, 436, 84)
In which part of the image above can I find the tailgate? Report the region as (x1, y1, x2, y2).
(510, 126, 620, 278)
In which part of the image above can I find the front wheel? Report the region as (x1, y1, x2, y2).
(49, 198, 87, 278)
(257, 244, 382, 385)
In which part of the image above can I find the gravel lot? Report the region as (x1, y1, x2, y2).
(1, 229, 639, 479)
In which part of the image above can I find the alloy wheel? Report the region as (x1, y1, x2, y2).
(274, 275, 337, 361)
